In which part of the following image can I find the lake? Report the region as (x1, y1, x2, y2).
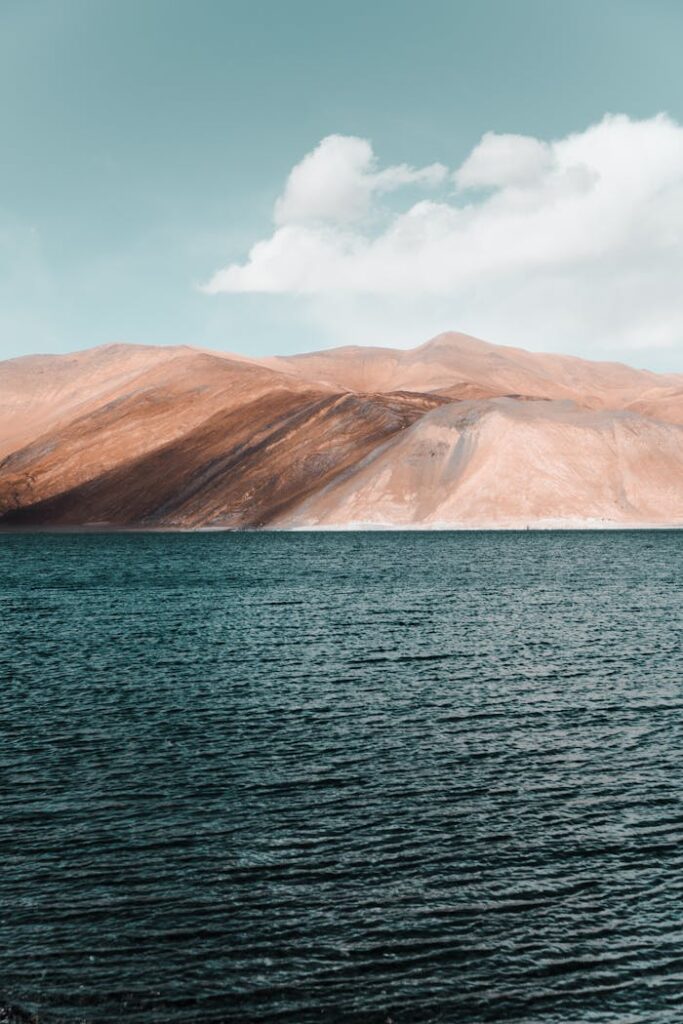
(2, 530, 682, 1022)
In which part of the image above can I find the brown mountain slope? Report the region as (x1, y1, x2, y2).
(0, 348, 322, 513)
(267, 332, 683, 421)
(1, 334, 682, 529)
(626, 387, 683, 426)
(274, 399, 683, 529)
(0, 343, 186, 458)
(1, 390, 444, 528)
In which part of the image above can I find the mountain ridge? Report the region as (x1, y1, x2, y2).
(2, 332, 682, 529)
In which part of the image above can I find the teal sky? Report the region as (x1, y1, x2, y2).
(3, 0, 683, 366)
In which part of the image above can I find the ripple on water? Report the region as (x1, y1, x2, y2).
(1, 530, 683, 1023)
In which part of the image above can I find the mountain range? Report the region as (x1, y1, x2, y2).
(1, 332, 682, 529)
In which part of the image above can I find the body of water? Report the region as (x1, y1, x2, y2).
(2, 531, 682, 1022)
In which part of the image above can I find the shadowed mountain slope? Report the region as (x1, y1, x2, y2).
(1, 334, 682, 528)
(1, 389, 443, 528)
(0, 349, 326, 514)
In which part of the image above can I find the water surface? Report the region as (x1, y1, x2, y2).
(2, 531, 682, 1022)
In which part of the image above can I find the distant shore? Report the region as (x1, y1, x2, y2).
(1, 520, 682, 534)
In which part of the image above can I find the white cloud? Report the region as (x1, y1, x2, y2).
(273, 134, 447, 226)
(454, 132, 553, 189)
(203, 115, 683, 358)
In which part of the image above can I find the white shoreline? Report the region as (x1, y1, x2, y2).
(272, 519, 683, 532)
(2, 519, 682, 533)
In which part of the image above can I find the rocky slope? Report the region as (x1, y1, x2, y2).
(275, 399, 683, 529)
(1, 332, 682, 528)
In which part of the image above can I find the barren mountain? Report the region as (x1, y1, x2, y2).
(275, 399, 683, 529)
(1, 332, 682, 529)
(267, 333, 683, 421)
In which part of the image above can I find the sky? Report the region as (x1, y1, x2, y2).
(3, 0, 683, 368)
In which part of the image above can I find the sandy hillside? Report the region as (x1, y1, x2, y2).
(1, 334, 682, 528)
(273, 398, 683, 529)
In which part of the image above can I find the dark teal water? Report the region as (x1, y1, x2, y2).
(1, 531, 683, 1024)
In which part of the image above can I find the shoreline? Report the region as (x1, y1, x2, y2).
(1, 520, 682, 534)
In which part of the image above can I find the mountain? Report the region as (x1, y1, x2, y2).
(266, 333, 683, 420)
(1, 332, 682, 529)
(275, 398, 683, 529)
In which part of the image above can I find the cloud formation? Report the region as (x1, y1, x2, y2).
(274, 134, 447, 226)
(203, 115, 683, 356)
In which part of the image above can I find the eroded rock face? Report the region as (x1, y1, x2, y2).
(1, 333, 682, 529)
